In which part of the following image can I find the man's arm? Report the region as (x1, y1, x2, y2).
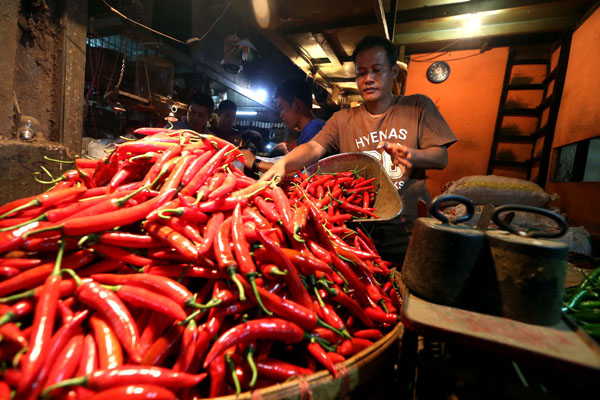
(377, 142, 448, 170)
(260, 141, 327, 181)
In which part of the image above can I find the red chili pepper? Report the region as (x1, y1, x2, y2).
(141, 143, 182, 186)
(172, 319, 198, 372)
(338, 337, 373, 356)
(254, 196, 280, 224)
(144, 264, 225, 280)
(77, 258, 126, 277)
(214, 217, 246, 301)
(209, 354, 227, 398)
(141, 323, 185, 366)
(327, 352, 345, 363)
(269, 186, 294, 236)
(0, 381, 10, 399)
(255, 358, 313, 381)
(90, 243, 153, 267)
(87, 384, 177, 400)
(98, 232, 162, 248)
(364, 307, 400, 325)
(42, 366, 206, 394)
(208, 172, 237, 200)
(0, 322, 28, 348)
(353, 329, 384, 340)
(143, 220, 198, 261)
(89, 273, 202, 309)
(138, 313, 172, 356)
(181, 149, 216, 186)
(21, 309, 89, 400)
(180, 144, 231, 196)
(0, 187, 86, 220)
(75, 334, 98, 400)
(63, 194, 164, 236)
(0, 300, 34, 328)
(66, 271, 141, 363)
(195, 194, 248, 213)
(197, 211, 224, 254)
(326, 287, 375, 328)
(256, 229, 313, 311)
(308, 341, 338, 378)
(43, 333, 84, 397)
(0, 258, 43, 269)
(204, 318, 306, 368)
(110, 284, 187, 321)
(17, 240, 68, 394)
(161, 216, 203, 245)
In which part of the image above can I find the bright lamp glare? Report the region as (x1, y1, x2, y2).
(252, 0, 270, 29)
(465, 13, 481, 34)
(254, 89, 268, 102)
(237, 111, 257, 116)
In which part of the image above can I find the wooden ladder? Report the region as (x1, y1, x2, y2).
(486, 34, 572, 187)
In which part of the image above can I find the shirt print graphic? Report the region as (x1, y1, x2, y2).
(353, 127, 408, 190)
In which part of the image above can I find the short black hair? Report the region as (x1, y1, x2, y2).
(241, 130, 264, 153)
(191, 92, 214, 113)
(352, 36, 398, 68)
(275, 78, 312, 109)
(217, 100, 237, 114)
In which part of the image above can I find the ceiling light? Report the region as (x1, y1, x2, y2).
(237, 111, 258, 116)
(252, 0, 271, 29)
(464, 13, 481, 34)
(254, 89, 268, 102)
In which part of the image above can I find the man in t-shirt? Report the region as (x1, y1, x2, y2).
(168, 92, 214, 133)
(209, 100, 242, 147)
(261, 35, 457, 263)
(241, 78, 325, 175)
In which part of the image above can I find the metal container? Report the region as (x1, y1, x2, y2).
(402, 195, 485, 305)
(482, 205, 568, 326)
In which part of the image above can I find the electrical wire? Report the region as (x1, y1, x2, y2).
(101, 0, 231, 45)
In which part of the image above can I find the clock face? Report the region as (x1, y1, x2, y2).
(427, 61, 450, 83)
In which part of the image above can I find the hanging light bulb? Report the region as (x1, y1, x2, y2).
(112, 102, 127, 113)
(165, 105, 179, 122)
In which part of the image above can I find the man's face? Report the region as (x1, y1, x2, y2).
(187, 104, 210, 132)
(355, 46, 398, 104)
(276, 97, 298, 130)
(219, 109, 237, 131)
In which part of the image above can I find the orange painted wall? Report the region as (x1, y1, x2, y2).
(405, 48, 509, 196)
(547, 6, 600, 241)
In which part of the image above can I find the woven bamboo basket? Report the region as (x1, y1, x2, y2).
(206, 322, 403, 400)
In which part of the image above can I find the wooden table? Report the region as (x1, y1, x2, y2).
(397, 279, 600, 397)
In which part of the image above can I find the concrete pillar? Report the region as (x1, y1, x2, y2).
(0, 0, 87, 204)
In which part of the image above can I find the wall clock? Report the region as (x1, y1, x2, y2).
(427, 61, 450, 83)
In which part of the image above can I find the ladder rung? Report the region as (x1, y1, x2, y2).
(496, 135, 536, 143)
(512, 58, 550, 65)
(543, 68, 558, 85)
(538, 94, 554, 111)
(492, 160, 531, 168)
(502, 108, 540, 116)
(507, 83, 545, 90)
(534, 126, 548, 139)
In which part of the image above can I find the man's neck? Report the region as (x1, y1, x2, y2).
(365, 95, 395, 115)
(296, 114, 314, 132)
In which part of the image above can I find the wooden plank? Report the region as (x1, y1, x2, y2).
(372, 0, 390, 40)
(497, 135, 536, 143)
(502, 108, 540, 116)
(507, 83, 545, 90)
(393, 16, 577, 45)
(312, 33, 343, 68)
(401, 288, 600, 374)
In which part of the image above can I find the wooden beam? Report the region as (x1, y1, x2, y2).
(312, 33, 343, 68)
(393, 15, 577, 45)
(372, 0, 390, 40)
(328, 77, 356, 83)
(277, 0, 575, 35)
(387, 0, 399, 40)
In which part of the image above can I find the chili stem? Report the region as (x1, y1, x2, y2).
(247, 346, 257, 388)
(249, 274, 272, 316)
(225, 353, 241, 395)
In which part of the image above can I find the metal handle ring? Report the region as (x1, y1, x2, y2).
(491, 204, 567, 238)
(430, 194, 475, 224)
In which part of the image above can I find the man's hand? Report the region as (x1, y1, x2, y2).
(239, 149, 255, 170)
(377, 141, 413, 170)
(259, 159, 286, 182)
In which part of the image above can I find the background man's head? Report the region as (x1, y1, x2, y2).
(352, 36, 399, 104)
(217, 100, 237, 131)
(187, 92, 214, 132)
(275, 78, 313, 130)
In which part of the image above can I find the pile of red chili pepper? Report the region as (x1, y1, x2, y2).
(0, 128, 401, 399)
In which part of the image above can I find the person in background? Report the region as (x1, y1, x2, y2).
(260, 35, 457, 264)
(209, 100, 242, 147)
(168, 92, 214, 133)
(242, 78, 325, 175)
